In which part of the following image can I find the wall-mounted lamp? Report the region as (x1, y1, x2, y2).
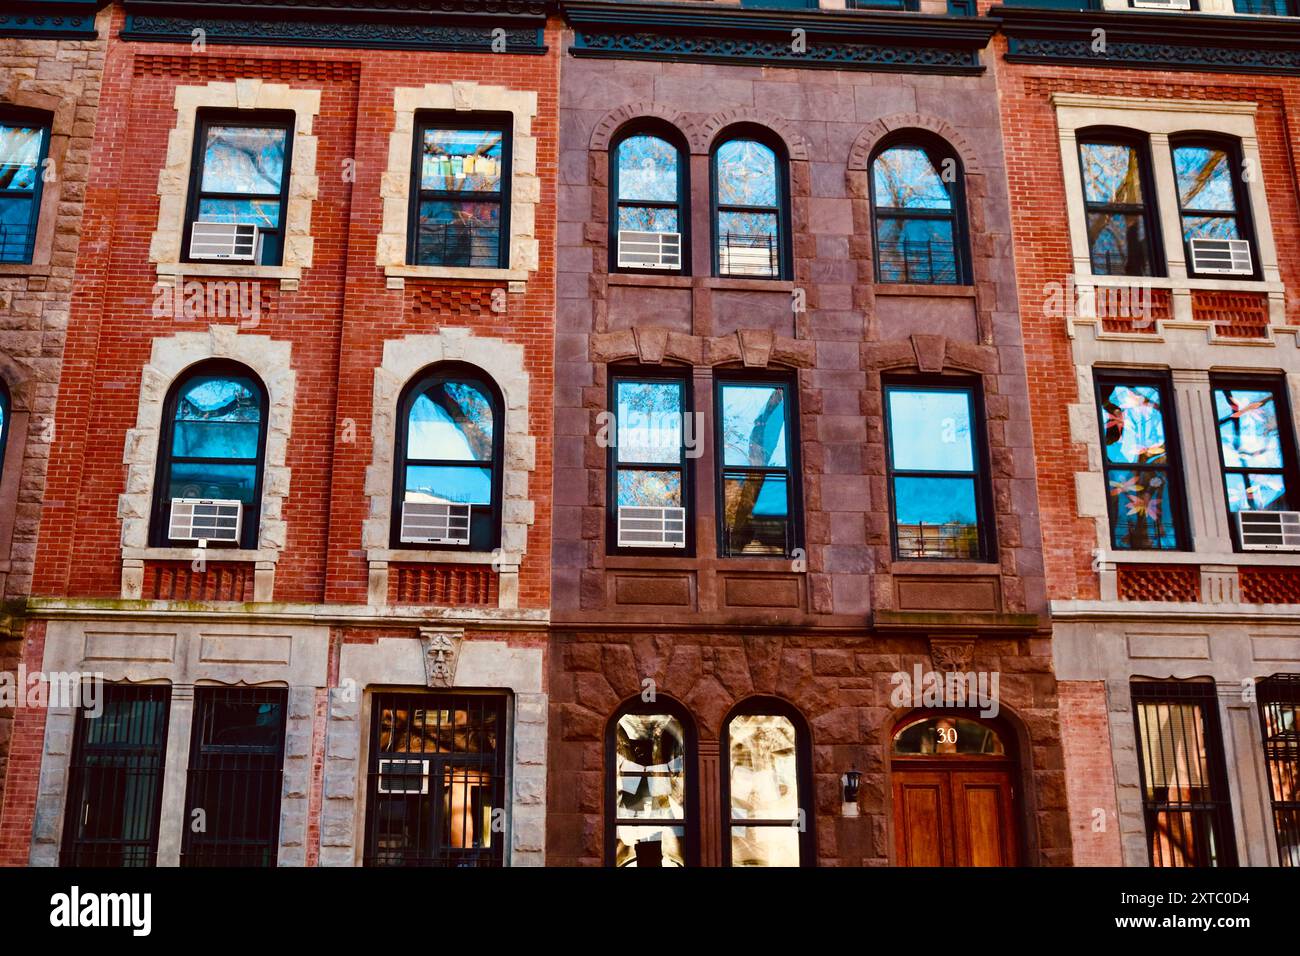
(841, 768, 862, 818)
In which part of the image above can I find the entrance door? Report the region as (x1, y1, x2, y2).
(891, 715, 1020, 867)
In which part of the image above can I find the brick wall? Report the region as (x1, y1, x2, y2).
(1057, 680, 1123, 866)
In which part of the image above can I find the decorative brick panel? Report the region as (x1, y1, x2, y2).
(390, 563, 499, 606)
(409, 282, 495, 317)
(1240, 567, 1300, 605)
(1099, 286, 1171, 333)
(1116, 564, 1201, 602)
(141, 561, 255, 602)
(133, 54, 360, 83)
(1193, 290, 1270, 338)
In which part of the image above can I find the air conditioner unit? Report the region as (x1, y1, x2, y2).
(1238, 510, 1300, 551)
(400, 501, 472, 545)
(1131, 0, 1192, 9)
(189, 221, 261, 262)
(617, 230, 682, 270)
(617, 505, 687, 549)
(169, 497, 242, 544)
(1188, 237, 1253, 276)
(377, 758, 429, 795)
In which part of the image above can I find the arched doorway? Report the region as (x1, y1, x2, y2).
(890, 713, 1020, 866)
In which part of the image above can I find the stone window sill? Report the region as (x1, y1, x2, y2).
(891, 561, 1002, 575)
(1098, 550, 1300, 568)
(368, 548, 518, 571)
(384, 264, 528, 290)
(157, 261, 302, 291)
(1072, 272, 1284, 296)
(608, 272, 692, 288)
(0, 262, 51, 278)
(875, 283, 976, 298)
(123, 547, 278, 564)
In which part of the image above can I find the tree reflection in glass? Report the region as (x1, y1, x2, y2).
(1099, 382, 1180, 549)
(614, 713, 687, 867)
(1214, 385, 1290, 513)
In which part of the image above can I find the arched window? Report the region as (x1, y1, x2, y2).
(1076, 128, 1162, 277)
(611, 125, 687, 273)
(393, 363, 503, 552)
(712, 131, 788, 279)
(870, 135, 969, 285)
(892, 715, 1006, 756)
(722, 697, 812, 866)
(152, 362, 267, 549)
(607, 697, 696, 867)
(1170, 135, 1257, 279)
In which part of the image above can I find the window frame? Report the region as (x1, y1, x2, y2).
(390, 362, 505, 553)
(0, 379, 9, 488)
(868, 134, 971, 286)
(0, 108, 52, 266)
(1076, 128, 1166, 279)
(607, 366, 695, 557)
(605, 695, 699, 868)
(1169, 134, 1259, 281)
(609, 122, 690, 276)
(720, 696, 814, 868)
(713, 370, 803, 560)
(407, 111, 513, 270)
(181, 109, 295, 268)
(1255, 673, 1300, 867)
(883, 376, 995, 562)
(710, 127, 792, 281)
(150, 360, 269, 551)
(1093, 368, 1191, 553)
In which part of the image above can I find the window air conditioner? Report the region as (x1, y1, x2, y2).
(1131, 0, 1192, 9)
(399, 502, 472, 545)
(617, 505, 687, 548)
(189, 221, 261, 262)
(1238, 510, 1300, 551)
(169, 497, 243, 544)
(617, 230, 682, 270)
(377, 758, 429, 795)
(1188, 237, 1252, 276)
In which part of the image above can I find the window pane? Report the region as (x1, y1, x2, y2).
(0, 124, 43, 191)
(201, 126, 286, 195)
(717, 210, 778, 276)
(415, 199, 500, 267)
(1106, 468, 1178, 549)
(1215, 388, 1283, 469)
(407, 381, 494, 461)
(730, 825, 799, 867)
(876, 217, 957, 284)
(888, 388, 974, 472)
(873, 146, 953, 210)
(615, 713, 687, 820)
(1100, 384, 1167, 466)
(893, 475, 979, 559)
(720, 384, 787, 468)
(172, 376, 262, 458)
(617, 135, 678, 203)
(0, 195, 35, 262)
(893, 717, 1005, 755)
(169, 460, 259, 503)
(729, 714, 798, 819)
(1080, 142, 1144, 205)
(441, 766, 495, 851)
(617, 205, 678, 234)
(614, 825, 687, 867)
(1087, 211, 1152, 276)
(420, 128, 503, 194)
(722, 473, 789, 556)
(1224, 472, 1288, 512)
(617, 469, 682, 508)
(197, 197, 281, 230)
(404, 464, 492, 506)
(716, 139, 777, 208)
(1182, 215, 1239, 244)
(1174, 146, 1235, 212)
(616, 380, 682, 464)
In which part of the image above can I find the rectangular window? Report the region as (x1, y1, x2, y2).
(1212, 379, 1298, 547)
(884, 381, 987, 560)
(1172, 140, 1256, 278)
(1257, 674, 1300, 867)
(363, 692, 507, 867)
(610, 372, 690, 551)
(1095, 372, 1187, 551)
(1078, 137, 1160, 277)
(184, 113, 292, 266)
(1131, 681, 1237, 868)
(716, 376, 799, 558)
(0, 116, 50, 264)
(61, 684, 171, 867)
(180, 686, 288, 867)
(410, 115, 510, 269)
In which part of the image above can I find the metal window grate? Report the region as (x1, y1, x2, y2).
(1257, 674, 1300, 866)
(363, 692, 507, 867)
(60, 684, 171, 867)
(180, 686, 288, 867)
(718, 232, 778, 278)
(1131, 681, 1237, 868)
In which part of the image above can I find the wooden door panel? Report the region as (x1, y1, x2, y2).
(951, 770, 1018, 867)
(893, 771, 953, 867)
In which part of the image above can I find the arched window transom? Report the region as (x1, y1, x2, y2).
(871, 141, 967, 285)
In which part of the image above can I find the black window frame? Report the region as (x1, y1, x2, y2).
(1093, 368, 1190, 552)
(710, 126, 792, 281)
(714, 370, 803, 559)
(607, 366, 695, 558)
(151, 359, 269, 551)
(1130, 680, 1238, 868)
(1076, 128, 1166, 278)
(869, 133, 972, 286)
(0, 107, 51, 266)
(1170, 134, 1259, 280)
(60, 683, 171, 867)
(883, 376, 995, 562)
(408, 111, 512, 270)
(1256, 673, 1300, 867)
(0, 378, 10, 487)
(609, 121, 690, 276)
(181, 109, 295, 268)
(720, 696, 814, 867)
(606, 695, 699, 868)
(391, 362, 505, 553)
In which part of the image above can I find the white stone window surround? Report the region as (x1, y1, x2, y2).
(378, 81, 540, 289)
(363, 329, 535, 610)
(29, 619, 329, 867)
(1054, 94, 1285, 327)
(118, 327, 296, 601)
(150, 79, 321, 292)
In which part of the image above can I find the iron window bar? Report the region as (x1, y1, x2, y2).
(717, 230, 779, 278)
(414, 220, 501, 269)
(1257, 674, 1300, 866)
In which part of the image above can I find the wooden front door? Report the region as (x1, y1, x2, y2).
(893, 766, 1018, 867)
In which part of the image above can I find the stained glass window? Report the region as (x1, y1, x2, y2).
(718, 379, 796, 557)
(1079, 136, 1158, 277)
(1213, 382, 1293, 518)
(0, 119, 50, 264)
(188, 119, 290, 266)
(412, 120, 508, 268)
(725, 705, 808, 867)
(612, 709, 690, 867)
(714, 137, 783, 278)
(871, 143, 963, 285)
(1096, 375, 1184, 550)
(1173, 141, 1253, 276)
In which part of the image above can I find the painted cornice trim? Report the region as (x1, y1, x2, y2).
(0, 0, 103, 39)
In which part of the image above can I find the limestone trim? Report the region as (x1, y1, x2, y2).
(363, 330, 535, 609)
(378, 82, 540, 288)
(118, 327, 296, 599)
(149, 79, 321, 291)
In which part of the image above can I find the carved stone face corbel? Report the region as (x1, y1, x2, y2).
(421, 627, 465, 688)
(929, 637, 975, 674)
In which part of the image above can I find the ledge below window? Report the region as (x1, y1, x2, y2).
(0, 262, 52, 278)
(120, 547, 278, 602)
(874, 283, 976, 298)
(156, 261, 303, 291)
(384, 264, 529, 291)
(366, 547, 521, 610)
